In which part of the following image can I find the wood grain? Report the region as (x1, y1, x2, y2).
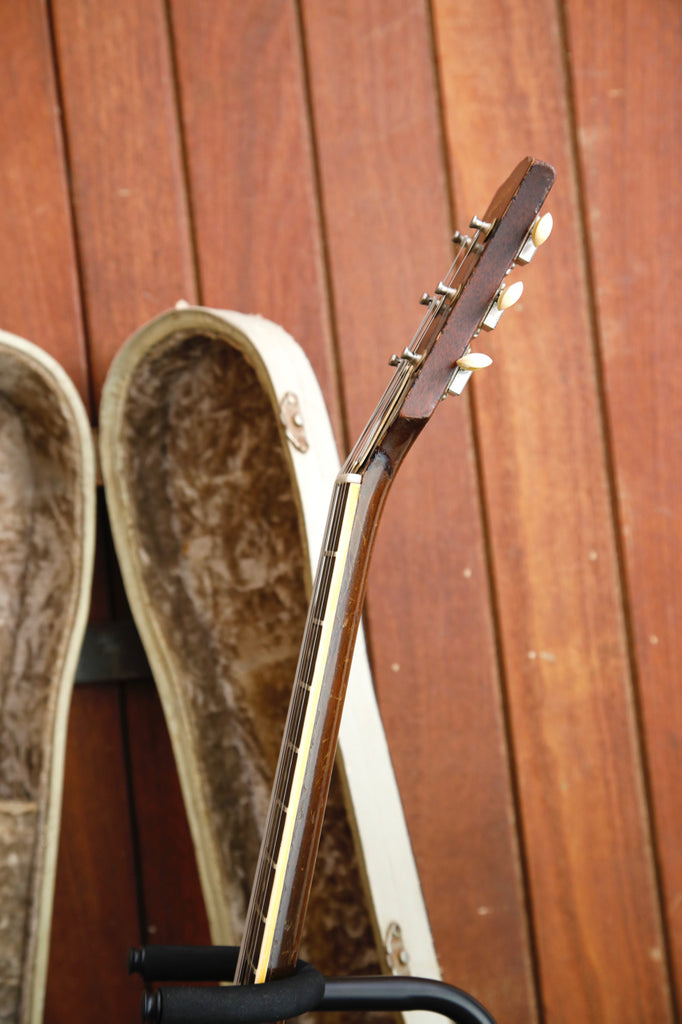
(50, 0, 196, 404)
(44, 685, 141, 1024)
(0, 0, 88, 404)
(169, 2, 536, 1016)
(168, 0, 342, 431)
(0, 5, 144, 1021)
(46, 0, 206, 1000)
(562, 0, 682, 1006)
(299, 3, 537, 1019)
(1, 1, 677, 1020)
(123, 681, 211, 947)
(431, 0, 673, 1020)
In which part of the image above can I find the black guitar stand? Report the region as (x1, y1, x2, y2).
(129, 944, 497, 1024)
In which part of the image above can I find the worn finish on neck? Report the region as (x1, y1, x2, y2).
(235, 418, 421, 986)
(235, 155, 555, 989)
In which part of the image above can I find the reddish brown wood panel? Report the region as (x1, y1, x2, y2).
(169, 0, 536, 1017)
(50, 0, 197, 403)
(44, 685, 141, 1023)
(563, 0, 682, 1004)
(168, 0, 342, 431)
(0, 1, 679, 1022)
(0, 1, 88, 402)
(298, 3, 537, 1019)
(0, 5, 144, 1023)
(431, 0, 674, 1021)
(123, 681, 211, 946)
(47, 0, 212, 974)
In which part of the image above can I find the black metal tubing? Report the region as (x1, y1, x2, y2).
(131, 945, 497, 1024)
(322, 975, 496, 1024)
(129, 945, 240, 982)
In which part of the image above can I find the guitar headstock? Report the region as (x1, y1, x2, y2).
(396, 157, 555, 421)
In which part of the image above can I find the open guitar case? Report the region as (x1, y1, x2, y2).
(0, 309, 495, 1024)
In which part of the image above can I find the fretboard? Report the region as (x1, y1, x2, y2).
(234, 471, 362, 984)
(232, 152, 556, 993)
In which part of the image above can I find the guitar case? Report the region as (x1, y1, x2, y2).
(99, 305, 441, 1022)
(0, 330, 96, 1024)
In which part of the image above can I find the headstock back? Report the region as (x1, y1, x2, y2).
(399, 157, 555, 421)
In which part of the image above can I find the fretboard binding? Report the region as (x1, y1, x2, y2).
(234, 476, 362, 986)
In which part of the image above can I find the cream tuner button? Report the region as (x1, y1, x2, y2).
(456, 352, 493, 371)
(497, 280, 524, 310)
(532, 211, 553, 246)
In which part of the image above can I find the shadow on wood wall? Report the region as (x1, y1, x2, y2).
(0, 2, 679, 1023)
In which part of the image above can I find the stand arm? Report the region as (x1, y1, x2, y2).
(130, 945, 497, 1024)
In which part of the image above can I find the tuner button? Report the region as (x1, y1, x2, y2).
(497, 280, 524, 310)
(456, 352, 493, 371)
(532, 211, 553, 246)
(420, 293, 433, 305)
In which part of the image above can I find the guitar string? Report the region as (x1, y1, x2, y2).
(239, 237, 480, 978)
(238, 235, 481, 979)
(347, 236, 480, 472)
(237, 481, 351, 978)
(240, 483, 350, 977)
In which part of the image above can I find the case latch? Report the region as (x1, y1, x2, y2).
(280, 392, 310, 453)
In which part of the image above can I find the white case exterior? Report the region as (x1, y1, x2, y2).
(102, 306, 442, 1023)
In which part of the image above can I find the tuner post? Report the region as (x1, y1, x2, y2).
(470, 215, 494, 235)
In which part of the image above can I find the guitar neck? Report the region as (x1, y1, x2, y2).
(235, 155, 555, 987)
(234, 416, 421, 985)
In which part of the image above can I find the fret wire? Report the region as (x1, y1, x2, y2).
(279, 481, 350, 788)
(296, 624, 321, 698)
(237, 477, 358, 978)
(243, 809, 278, 957)
(310, 555, 335, 619)
(238, 232, 476, 971)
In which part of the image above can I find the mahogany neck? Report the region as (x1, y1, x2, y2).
(235, 416, 422, 985)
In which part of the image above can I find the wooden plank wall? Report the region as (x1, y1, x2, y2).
(0, 1, 679, 1021)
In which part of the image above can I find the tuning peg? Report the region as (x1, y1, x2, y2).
(481, 280, 524, 331)
(470, 215, 494, 235)
(389, 347, 423, 367)
(497, 280, 524, 310)
(456, 352, 493, 371)
(447, 350, 492, 396)
(517, 210, 553, 264)
(420, 293, 433, 305)
(532, 211, 553, 246)
(452, 231, 472, 247)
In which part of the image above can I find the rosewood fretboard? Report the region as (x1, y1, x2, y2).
(234, 472, 363, 984)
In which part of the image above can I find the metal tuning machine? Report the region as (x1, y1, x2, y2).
(480, 279, 524, 332)
(445, 349, 493, 397)
(516, 210, 553, 264)
(388, 347, 424, 368)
